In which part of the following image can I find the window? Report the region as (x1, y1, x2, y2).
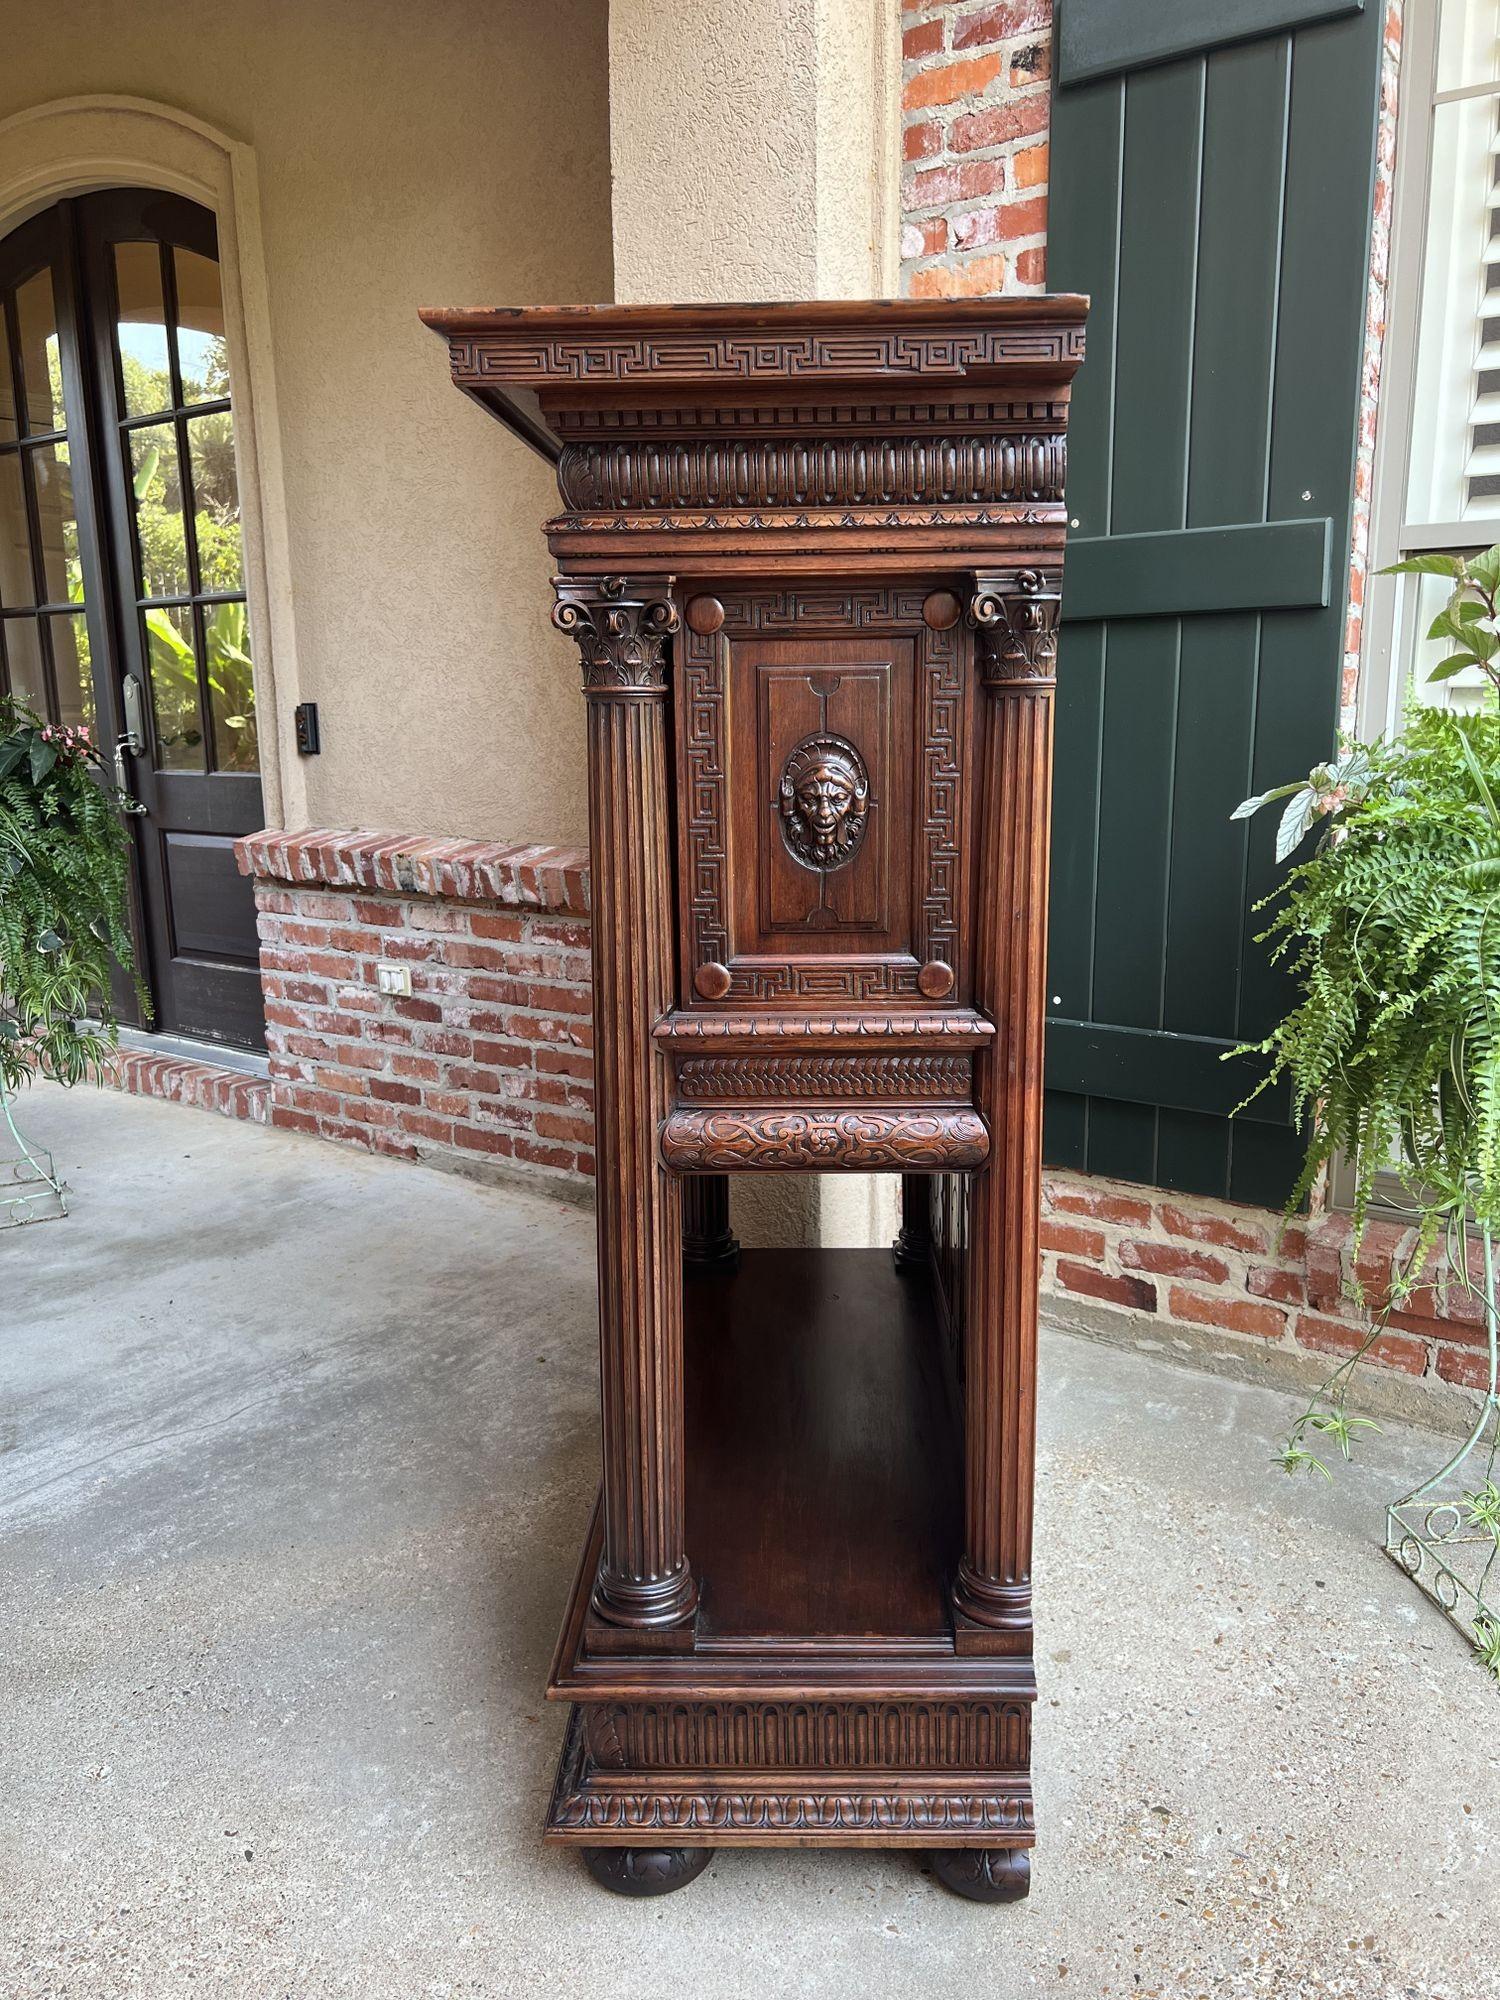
(1364, 0, 1500, 728)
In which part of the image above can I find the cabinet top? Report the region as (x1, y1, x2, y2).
(419, 296, 1088, 464)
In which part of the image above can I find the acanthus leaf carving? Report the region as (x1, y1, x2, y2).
(968, 566, 1062, 684)
(551, 574, 679, 693)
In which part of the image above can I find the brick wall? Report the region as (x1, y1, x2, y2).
(900, 0, 1052, 297)
(236, 831, 594, 1193)
(1043, 1171, 1488, 1408)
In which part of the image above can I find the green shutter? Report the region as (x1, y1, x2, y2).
(1044, 0, 1386, 1207)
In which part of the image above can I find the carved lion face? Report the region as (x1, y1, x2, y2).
(779, 735, 870, 870)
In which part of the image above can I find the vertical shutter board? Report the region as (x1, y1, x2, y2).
(1155, 1106, 1232, 1195)
(1046, 67, 1123, 1181)
(1228, 1118, 1310, 1211)
(1236, 0, 1386, 1056)
(1043, 1090, 1089, 1170)
(1047, 74, 1124, 537)
(1109, 60, 1205, 535)
(1087, 58, 1205, 1183)
(1185, 36, 1293, 529)
(1084, 1094, 1158, 1185)
(1162, 614, 1258, 1037)
(1048, 620, 1105, 1035)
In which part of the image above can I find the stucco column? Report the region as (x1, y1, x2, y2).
(609, 0, 901, 1247)
(608, 0, 899, 304)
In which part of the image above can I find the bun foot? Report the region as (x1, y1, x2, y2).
(579, 1846, 713, 1897)
(930, 1847, 1031, 1903)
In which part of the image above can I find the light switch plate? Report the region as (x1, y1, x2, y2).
(375, 961, 412, 998)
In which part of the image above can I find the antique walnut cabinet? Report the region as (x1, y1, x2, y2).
(421, 297, 1086, 1901)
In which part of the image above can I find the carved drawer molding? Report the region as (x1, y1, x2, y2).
(674, 1051, 972, 1104)
(660, 1105, 990, 1172)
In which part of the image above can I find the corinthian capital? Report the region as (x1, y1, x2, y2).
(551, 575, 679, 694)
(968, 567, 1062, 686)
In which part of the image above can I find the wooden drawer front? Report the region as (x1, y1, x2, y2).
(674, 1050, 973, 1105)
(678, 587, 971, 1007)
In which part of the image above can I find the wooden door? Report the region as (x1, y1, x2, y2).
(78, 190, 265, 1050)
(1044, 0, 1386, 1205)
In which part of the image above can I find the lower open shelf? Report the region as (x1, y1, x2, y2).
(685, 1247, 961, 1649)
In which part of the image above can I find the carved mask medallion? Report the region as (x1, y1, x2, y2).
(778, 733, 870, 872)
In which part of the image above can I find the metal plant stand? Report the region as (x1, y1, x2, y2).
(0, 1078, 68, 1227)
(1385, 1230, 1500, 1660)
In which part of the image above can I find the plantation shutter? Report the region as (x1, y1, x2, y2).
(1042, 0, 1388, 1207)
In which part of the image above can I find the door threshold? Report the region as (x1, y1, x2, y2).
(116, 1027, 271, 1079)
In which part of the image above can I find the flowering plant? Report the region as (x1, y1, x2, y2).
(0, 695, 145, 1089)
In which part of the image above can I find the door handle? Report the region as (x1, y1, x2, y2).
(114, 677, 149, 812)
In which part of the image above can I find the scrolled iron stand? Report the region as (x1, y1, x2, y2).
(0, 1075, 68, 1227)
(1384, 1223, 1500, 1653)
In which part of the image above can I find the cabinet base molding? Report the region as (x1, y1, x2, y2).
(544, 1708, 1036, 1849)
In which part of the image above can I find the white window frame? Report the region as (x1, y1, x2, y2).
(1361, 0, 1500, 737)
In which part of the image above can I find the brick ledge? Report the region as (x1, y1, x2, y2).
(236, 828, 590, 915)
(103, 1046, 271, 1123)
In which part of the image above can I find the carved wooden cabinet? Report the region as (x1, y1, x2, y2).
(421, 298, 1085, 1902)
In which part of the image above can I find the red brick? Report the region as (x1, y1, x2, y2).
(1046, 1178, 1152, 1227)
(1294, 1313, 1428, 1376)
(952, 0, 1050, 50)
(1013, 141, 1048, 189)
(404, 1112, 456, 1147)
(1054, 1260, 1157, 1313)
(1160, 1203, 1268, 1255)
(1248, 1264, 1306, 1306)
(951, 92, 1049, 154)
(945, 254, 1009, 296)
(536, 1109, 594, 1144)
(906, 157, 1006, 210)
(904, 119, 942, 162)
(452, 1124, 514, 1157)
(903, 16, 944, 57)
(1014, 245, 1046, 286)
(1120, 1240, 1230, 1283)
(905, 216, 950, 258)
(1166, 1287, 1286, 1341)
(1010, 37, 1051, 85)
(1040, 1217, 1105, 1259)
(1436, 1344, 1495, 1390)
(368, 1077, 422, 1106)
(905, 51, 1002, 109)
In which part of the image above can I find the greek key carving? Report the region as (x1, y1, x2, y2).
(447, 323, 1085, 391)
(551, 575, 679, 693)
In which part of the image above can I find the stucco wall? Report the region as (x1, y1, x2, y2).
(610, 0, 899, 304)
(1, 0, 612, 848)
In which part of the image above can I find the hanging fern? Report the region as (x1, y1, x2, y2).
(1238, 702, 1500, 1268)
(0, 695, 146, 1090)
(1237, 547, 1500, 1677)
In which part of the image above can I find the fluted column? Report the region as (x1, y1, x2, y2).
(892, 1174, 932, 1271)
(953, 566, 1061, 1648)
(552, 575, 697, 1630)
(683, 1175, 740, 1274)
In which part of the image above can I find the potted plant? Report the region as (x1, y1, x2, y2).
(0, 694, 143, 1221)
(1234, 546, 1500, 1675)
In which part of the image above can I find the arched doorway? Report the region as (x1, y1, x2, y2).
(0, 188, 264, 1049)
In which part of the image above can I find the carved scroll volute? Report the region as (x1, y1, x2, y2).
(551, 574, 680, 694)
(967, 566, 1062, 685)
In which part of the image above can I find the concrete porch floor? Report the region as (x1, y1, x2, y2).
(3, 1083, 1496, 1999)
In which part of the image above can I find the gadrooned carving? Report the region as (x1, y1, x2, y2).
(778, 733, 870, 872)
